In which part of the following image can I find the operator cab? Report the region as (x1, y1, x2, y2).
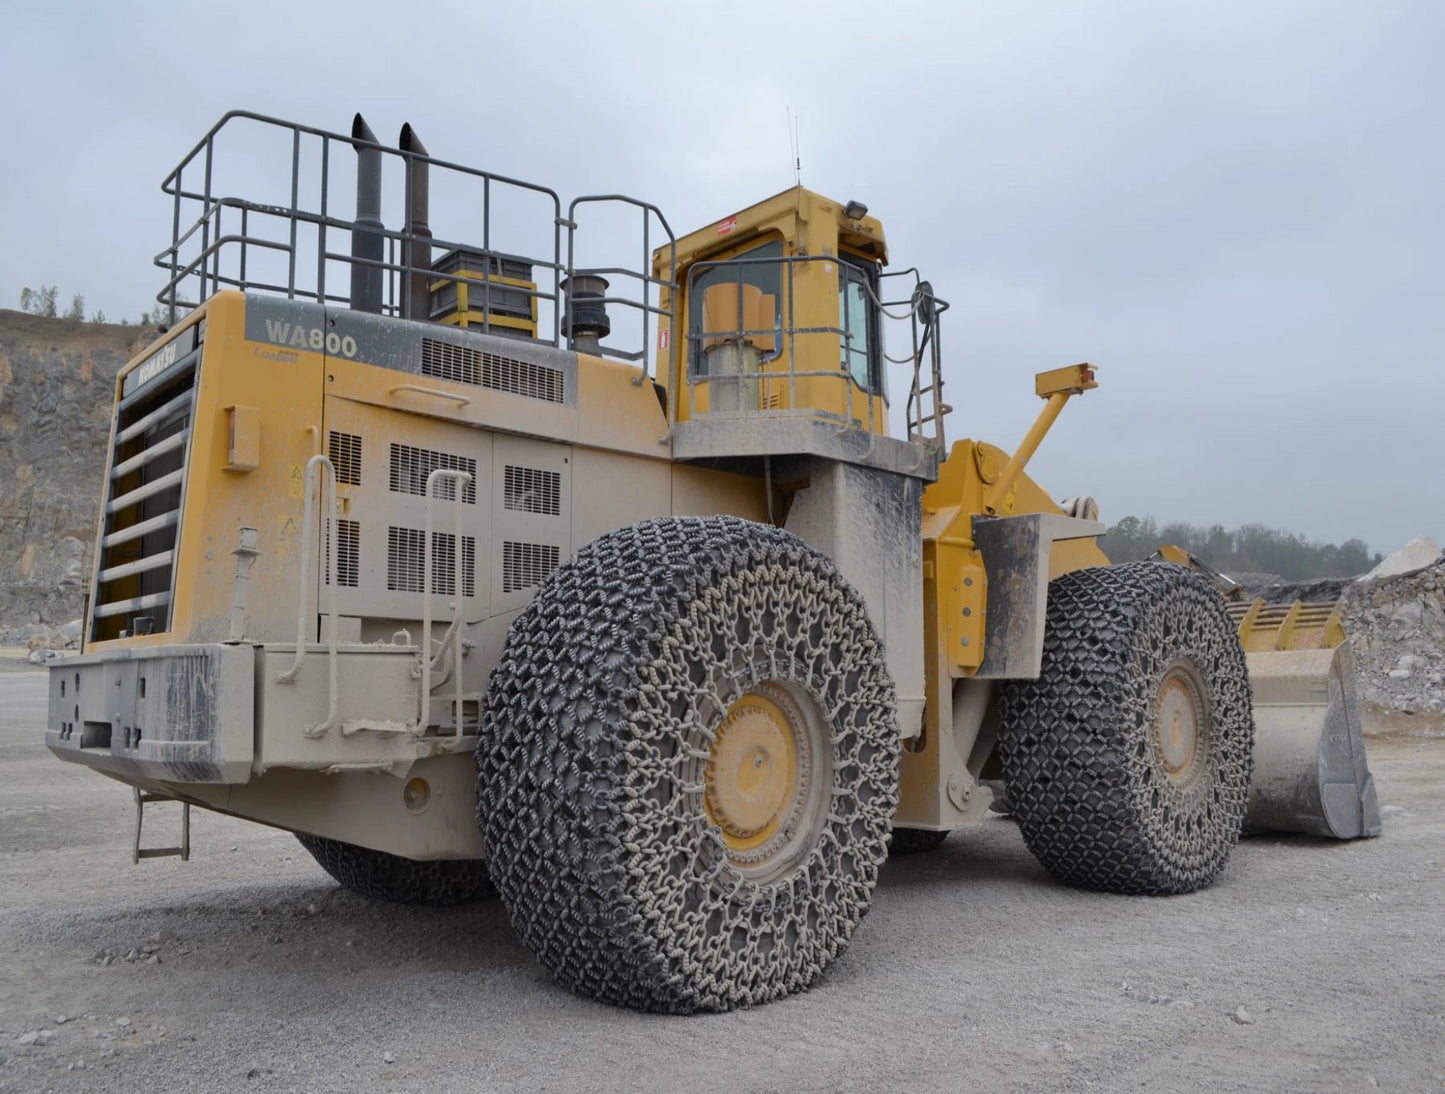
(653, 187, 947, 471)
(654, 187, 891, 432)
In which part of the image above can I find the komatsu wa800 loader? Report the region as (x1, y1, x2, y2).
(47, 111, 1379, 1013)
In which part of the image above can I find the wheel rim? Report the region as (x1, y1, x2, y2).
(1154, 659, 1210, 788)
(703, 680, 824, 882)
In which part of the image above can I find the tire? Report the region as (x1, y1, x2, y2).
(889, 827, 949, 856)
(476, 516, 899, 1013)
(296, 833, 496, 906)
(996, 562, 1254, 895)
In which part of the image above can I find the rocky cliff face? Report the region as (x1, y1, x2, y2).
(0, 311, 152, 646)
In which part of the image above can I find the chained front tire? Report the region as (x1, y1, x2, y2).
(476, 516, 899, 1013)
(997, 563, 1254, 895)
(296, 834, 495, 906)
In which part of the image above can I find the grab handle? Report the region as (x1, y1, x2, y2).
(389, 384, 471, 406)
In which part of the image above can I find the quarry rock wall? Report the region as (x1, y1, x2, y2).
(0, 310, 150, 646)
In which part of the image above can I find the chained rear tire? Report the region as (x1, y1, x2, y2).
(295, 834, 495, 906)
(889, 827, 949, 856)
(997, 563, 1254, 895)
(476, 516, 899, 1013)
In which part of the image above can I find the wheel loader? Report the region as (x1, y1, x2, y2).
(46, 111, 1380, 1013)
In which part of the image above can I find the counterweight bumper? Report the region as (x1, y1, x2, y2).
(47, 644, 256, 784)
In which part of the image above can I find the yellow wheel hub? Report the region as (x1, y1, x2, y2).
(705, 688, 802, 855)
(1155, 662, 1207, 787)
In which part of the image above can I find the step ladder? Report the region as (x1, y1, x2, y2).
(132, 788, 190, 863)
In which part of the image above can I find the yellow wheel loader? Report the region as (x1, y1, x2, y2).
(47, 111, 1378, 1013)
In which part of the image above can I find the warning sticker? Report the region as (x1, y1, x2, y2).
(658, 329, 670, 351)
(717, 216, 738, 236)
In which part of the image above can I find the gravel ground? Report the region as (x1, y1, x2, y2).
(1, 663, 1442, 1093)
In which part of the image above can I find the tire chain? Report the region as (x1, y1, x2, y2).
(295, 834, 496, 906)
(475, 516, 899, 1012)
(997, 562, 1254, 895)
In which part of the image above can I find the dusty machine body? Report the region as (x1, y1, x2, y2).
(47, 112, 1378, 1012)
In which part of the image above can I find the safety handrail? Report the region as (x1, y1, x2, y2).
(880, 266, 952, 452)
(565, 194, 677, 373)
(276, 454, 341, 739)
(156, 198, 568, 325)
(419, 468, 474, 739)
(154, 110, 568, 340)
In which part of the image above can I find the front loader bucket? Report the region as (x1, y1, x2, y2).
(1244, 643, 1381, 839)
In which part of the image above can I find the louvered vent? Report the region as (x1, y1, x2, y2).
(325, 519, 360, 588)
(483, 353, 564, 403)
(387, 527, 476, 597)
(388, 527, 424, 593)
(502, 541, 559, 593)
(504, 465, 561, 515)
(92, 345, 202, 641)
(419, 339, 478, 385)
(420, 338, 565, 404)
(389, 444, 477, 504)
(328, 431, 362, 486)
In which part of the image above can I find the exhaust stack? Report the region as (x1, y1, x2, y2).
(399, 123, 432, 322)
(350, 113, 384, 314)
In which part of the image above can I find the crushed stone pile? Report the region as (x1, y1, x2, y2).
(1343, 547, 1445, 718)
(1229, 538, 1443, 721)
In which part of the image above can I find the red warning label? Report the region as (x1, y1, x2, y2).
(717, 216, 738, 235)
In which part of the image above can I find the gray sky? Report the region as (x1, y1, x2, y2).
(3, 0, 1441, 555)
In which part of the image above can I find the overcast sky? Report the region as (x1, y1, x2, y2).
(3, 0, 1440, 555)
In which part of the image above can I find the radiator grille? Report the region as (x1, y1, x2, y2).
(328, 431, 362, 486)
(420, 338, 565, 404)
(387, 527, 476, 598)
(92, 346, 201, 641)
(504, 465, 561, 515)
(502, 541, 559, 593)
(389, 443, 477, 504)
(326, 519, 360, 588)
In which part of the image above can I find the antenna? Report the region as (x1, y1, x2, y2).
(786, 107, 801, 186)
(794, 115, 802, 185)
(796, 116, 802, 184)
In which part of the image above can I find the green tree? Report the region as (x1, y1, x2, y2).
(1098, 515, 1375, 580)
(18, 285, 58, 317)
(63, 293, 85, 321)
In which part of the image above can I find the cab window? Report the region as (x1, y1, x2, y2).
(839, 257, 881, 394)
(688, 239, 782, 375)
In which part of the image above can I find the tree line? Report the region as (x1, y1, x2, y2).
(17, 284, 165, 327)
(1099, 515, 1380, 580)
